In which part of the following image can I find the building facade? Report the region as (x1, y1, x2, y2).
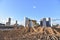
(40, 18, 51, 27)
(6, 18, 11, 26)
(25, 17, 37, 27)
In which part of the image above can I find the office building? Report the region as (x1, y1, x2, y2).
(25, 17, 37, 27)
(6, 18, 11, 26)
(14, 20, 19, 26)
(43, 18, 46, 27)
(40, 18, 51, 27)
(25, 17, 30, 27)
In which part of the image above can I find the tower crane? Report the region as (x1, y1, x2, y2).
(52, 18, 60, 21)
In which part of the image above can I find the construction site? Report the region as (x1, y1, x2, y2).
(0, 17, 60, 40)
(1, 0, 60, 40)
(0, 26, 60, 40)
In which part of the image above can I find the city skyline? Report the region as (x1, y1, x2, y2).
(0, 0, 60, 25)
(0, 17, 60, 26)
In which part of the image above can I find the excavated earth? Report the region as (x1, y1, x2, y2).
(0, 26, 60, 40)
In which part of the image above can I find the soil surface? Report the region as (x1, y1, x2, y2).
(0, 27, 60, 40)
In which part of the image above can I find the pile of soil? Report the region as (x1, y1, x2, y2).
(0, 26, 60, 40)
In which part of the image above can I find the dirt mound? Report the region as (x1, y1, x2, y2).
(0, 27, 60, 40)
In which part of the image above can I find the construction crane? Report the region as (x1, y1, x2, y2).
(52, 18, 60, 21)
(51, 18, 60, 25)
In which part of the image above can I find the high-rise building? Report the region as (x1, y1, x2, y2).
(40, 18, 51, 27)
(49, 17, 51, 27)
(6, 18, 11, 26)
(25, 17, 37, 27)
(8, 18, 11, 25)
(16, 20, 17, 25)
(14, 20, 19, 27)
(43, 18, 46, 27)
(46, 17, 51, 27)
(40, 20, 43, 26)
(25, 17, 30, 27)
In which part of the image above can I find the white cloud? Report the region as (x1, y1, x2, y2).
(33, 6, 36, 8)
(0, 18, 7, 24)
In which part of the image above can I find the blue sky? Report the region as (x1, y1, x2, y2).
(0, 0, 60, 25)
